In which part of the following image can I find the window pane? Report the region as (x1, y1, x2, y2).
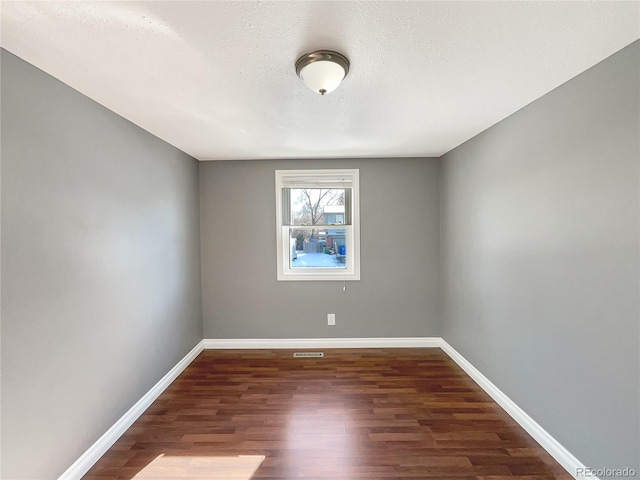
(290, 188, 346, 226)
(289, 227, 347, 269)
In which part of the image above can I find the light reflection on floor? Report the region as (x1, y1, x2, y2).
(132, 454, 265, 479)
(284, 406, 356, 477)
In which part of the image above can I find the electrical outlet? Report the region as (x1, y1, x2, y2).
(327, 313, 336, 326)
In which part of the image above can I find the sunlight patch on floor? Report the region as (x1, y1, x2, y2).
(132, 454, 265, 479)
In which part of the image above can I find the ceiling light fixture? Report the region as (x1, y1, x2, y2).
(295, 50, 350, 95)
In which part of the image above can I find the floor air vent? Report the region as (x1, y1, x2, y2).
(293, 352, 324, 358)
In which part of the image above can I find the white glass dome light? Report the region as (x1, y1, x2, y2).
(295, 50, 350, 95)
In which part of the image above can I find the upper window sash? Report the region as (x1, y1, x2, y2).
(281, 187, 352, 227)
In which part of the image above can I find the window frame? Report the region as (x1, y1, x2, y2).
(275, 169, 360, 281)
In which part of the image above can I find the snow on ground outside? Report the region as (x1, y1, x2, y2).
(292, 252, 345, 268)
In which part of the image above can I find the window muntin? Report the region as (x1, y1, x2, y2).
(275, 169, 360, 281)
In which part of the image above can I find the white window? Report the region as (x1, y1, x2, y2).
(275, 169, 360, 281)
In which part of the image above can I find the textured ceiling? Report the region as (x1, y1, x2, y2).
(1, 1, 638, 161)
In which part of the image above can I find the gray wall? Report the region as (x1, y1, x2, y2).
(1, 50, 203, 479)
(440, 41, 639, 476)
(200, 158, 441, 339)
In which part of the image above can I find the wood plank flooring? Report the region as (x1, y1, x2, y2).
(83, 348, 572, 479)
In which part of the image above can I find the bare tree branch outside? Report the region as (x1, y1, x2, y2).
(291, 188, 344, 242)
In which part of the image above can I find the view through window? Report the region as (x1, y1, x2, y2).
(289, 188, 347, 269)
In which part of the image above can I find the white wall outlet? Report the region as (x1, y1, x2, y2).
(327, 313, 336, 326)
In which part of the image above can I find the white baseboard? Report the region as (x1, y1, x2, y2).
(57, 340, 205, 480)
(202, 337, 442, 349)
(439, 339, 590, 480)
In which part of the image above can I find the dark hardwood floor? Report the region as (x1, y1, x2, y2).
(83, 348, 572, 479)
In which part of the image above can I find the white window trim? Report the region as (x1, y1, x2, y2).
(275, 169, 360, 281)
